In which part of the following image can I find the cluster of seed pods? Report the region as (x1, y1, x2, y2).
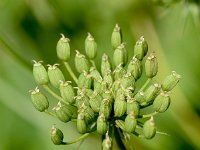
(30, 24, 181, 149)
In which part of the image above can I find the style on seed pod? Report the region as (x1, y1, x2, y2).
(111, 24, 122, 49)
(85, 33, 97, 59)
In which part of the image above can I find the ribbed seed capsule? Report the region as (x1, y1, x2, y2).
(113, 43, 127, 67)
(47, 64, 65, 88)
(30, 87, 49, 112)
(99, 99, 112, 119)
(114, 91, 127, 117)
(97, 113, 107, 135)
(53, 102, 73, 123)
(103, 70, 113, 87)
(153, 92, 171, 113)
(77, 112, 87, 134)
(56, 34, 70, 61)
(101, 54, 112, 77)
(143, 117, 156, 139)
(102, 90, 113, 103)
(111, 24, 122, 49)
(125, 111, 137, 133)
(145, 53, 158, 78)
(121, 73, 135, 90)
(90, 67, 102, 81)
(77, 71, 92, 89)
(75, 50, 90, 73)
(85, 33, 97, 59)
(113, 64, 126, 80)
(102, 132, 112, 150)
(33, 61, 49, 85)
(50, 125, 65, 145)
(127, 56, 142, 80)
(84, 106, 95, 124)
(144, 83, 161, 103)
(59, 81, 75, 104)
(134, 91, 145, 104)
(75, 95, 90, 108)
(134, 36, 148, 60)
(112, 79, 121, 97)
(162, 71, 181, 91)
(89, 92, 102, 112)
(127, 97, 140, 116)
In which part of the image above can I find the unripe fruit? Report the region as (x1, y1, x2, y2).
(85, 33, 97, 59)
(134, 36, 148, 60)
(77, 112, 87, 134)
(125, 111, 137, 133)
(111, 24, 122, 49)
(101, 54, 112, 77)
(50, 125, 65, 145)
(97, 113, 107, 135)
(127, 56, 142, 80)
(75, 50, 90, 73)
(144, 83, 161, 103)
(59, 81, 75, 104)
(143, 117, 156, 139)
(145, 53, 158, 78)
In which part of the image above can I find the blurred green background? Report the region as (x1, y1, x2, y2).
(0, 0, 200, 150)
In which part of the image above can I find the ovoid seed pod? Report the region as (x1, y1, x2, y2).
(112, 79, 121, 97)
(56, 34, 70, 61)
(75, 95, 90, 108)
(162, 71, 181, 92)
(89, 92, 102, 112)
(113, 64, 126, 80)
(77, 112, 87, 134)
(153, 92, 171, 113)
(47, 64, 65, 88)
(134, 91, 145, 104)
(99, 99, 112, 119)
(144, 83, 161, 103)
(85, 33, 97, 59)
(30, 87, 49, 112)
(113, 43, 127, 67)
(134, 36, 148, 60)
(102, 132, 112, 150)
(145, 53, 158, 78)
(102, 90, 113, 103)
(127, 97, 140, 116)
(111, 24, 122, 49)
(103, 70, 113, 86)
(101, 54, 112, 77)
(114, 94, 127, 117)
(83, 106, 95, 124)
(125, 111, 137, 133)
(97, 113, 107, 135)
(53, 102, 73, 123)
(33, 61, 49, 85)
(60, 81, 75, 104)
(127, 56, 142, 80)
(121, 73, 135, 90)
(77, 71, 92, 89)
(143, 117, 156, 139)
(90, 67, 102, 81)
(75, 50, 90, 73)
(50, 125, 65, 145)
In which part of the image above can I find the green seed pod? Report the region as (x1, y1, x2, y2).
(103, 70, 113, 87)
(111, 24, 122, 49)
(127, 56, 142, 80)
(85, 33, 97, 59)
(75, 50, 91, 73)
(102, 90, 113, 104)
(115, 120, 125, 131)
(162, 71, 181, 91)
(101, 54, 112, 77)
(53, 102, 73, 123)
(30, 87, 49, 112)
(143, 117, 156, 139)
(47, 64, 65, 88)
(75, 95, 90, 108)
(59, 81, 75, 104)
(127, 97, 140, 116)
(33, 60, 49, 85)
(102, 132, 112, 150)
(56, 34, 70, 61)
(89, 92, 102, 112)
(50, 125, 65, 145)
(97, 113, 107, 135)
(134, 36, 148, 60)
(114, 92, 127, 117)
(113, 43, 126, 67)
(125, 111, 137, 133)
(77, 71, 92, 89)
(153, 92, 171, 113)
(145, 53, 158, 78)
(84, 106, 95, 124)
(144, 83, 161, 103)
(134, 91, 145, 104)
(77, 112, 87, 134)
(121, 73, 135, 90)
(90, 67, 102, 81)
(113, 64, 126, 80)
(112, 79, 121, 97)
(99, 99, 112, 119)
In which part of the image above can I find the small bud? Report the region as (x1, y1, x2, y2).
(134, 36, 148, 60)
(56, 34, 70, 61)
(153, 92, 171, 113)
(30, 87, 49, 112)
(144, 83, 161, 103)
(101, 54, 112, 77)
(85, 33, 97, 59)
(53, 102, 73, 123)
(121, 73, 135, 90)
(162, 71, 181, 91)
(127, 56, 142, 80)
(113, 43, 127, 67)
(125, 111, 137, 133)
(145, 53, 158, 78)
(143, 117, 156, 139)
(127, 97, 140, 116)
(111, 24, 122, 49)
(75, 50, 91, 73)
(134, 91, 145, 104)
(102, 132, 112, 150)
(50, 125, 65, 145)
(60, 81, 75, 104)
(114, 97, 127, 117)
(47, 64, 65, 88)
(77, 112, 87, 134)
(97, 113, 107, 135)
(89, 92, 102, 113)
(33, 61, 48, 85)
(77, 71, 92, 89)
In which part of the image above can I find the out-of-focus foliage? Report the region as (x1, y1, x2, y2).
(0, 0, 200, 150)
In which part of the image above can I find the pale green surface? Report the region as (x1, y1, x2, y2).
(0, 0, 200, 150)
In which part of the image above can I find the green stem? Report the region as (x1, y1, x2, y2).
(63, 61, 78, 84)
(90, 60, 97, 69)
(142, 111, 158, 118)
(139, 78, 152, 92)
(45, 110, 56, 117)
(42, 84, 69, 105)
(63, 133, 90, 145)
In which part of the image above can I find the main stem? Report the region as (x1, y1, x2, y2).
(63, 61, 78, 84)
(139, 78, 151, 92)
